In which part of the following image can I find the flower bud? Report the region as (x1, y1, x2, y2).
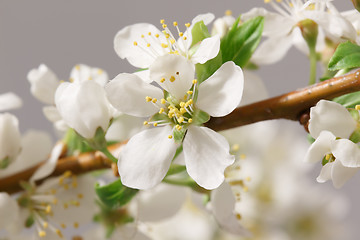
(0, 113, 21, 168)
(352, 0, 360, 12)
(55, 81, 112, 139)
(297, 19, 319, 50)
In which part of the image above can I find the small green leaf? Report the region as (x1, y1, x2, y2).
(95, 179, 138, 208)
(25, 215, 35, 228)
(328, 41, 360, 71)
(333, 91, 360, 108)
(192, 109, 210, 125)
(0, 157, 10, 169)
(221, 16, 264, 67)
(322, 156, 329, 166)
(350, 128, 360, 143)
(191, 21, 210, 47)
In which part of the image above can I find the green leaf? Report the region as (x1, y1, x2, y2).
(328, 41, 360, 71)
(191, 21, 210, 47)
(95, 179, 138, 208)
(350, 128, 360, 143)
(221, 16, 264, 67)
(333, 91, 360, 108)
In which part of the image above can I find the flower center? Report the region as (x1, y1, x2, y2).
(143, 79, 198, 141)
(133, 19, 192, 60)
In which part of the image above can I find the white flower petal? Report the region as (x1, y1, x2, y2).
(196, 61, 243, 117)
(0, 192, 19, 231)
(332, 139, 360, 167)
(183, 126, 235, 190)
(55, 81, 112, 139)
(134, 69, 152, 83)
(114, 23, 165, 68)
(105, 114, 144, 142)
(308, 100, 356, 139)
(150, 55, 194, 100)
(251, 34, 293, 65)
(211, 182, 250, 236)
(27, 64, 59, 105)
(0, 92, 22, 112)
(42, 106, 62, 123)
(118, 126, 177, 189)
(137, 184, 186, 222)
(192, 13, 215, 26)
(30, 142, 64, 183)
(316, 162, 332, 183)
(0, 113, 21, 164)
(331, 160, 359, 188)
(304, 131, 335, 163)
(105, 73, 163, 117)
(191, 35, 220, 64)
(70, 64, 109, 87)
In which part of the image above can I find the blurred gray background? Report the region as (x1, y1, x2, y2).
(1, 0, 358, 239)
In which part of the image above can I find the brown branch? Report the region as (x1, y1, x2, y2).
(1, 70, 360, 194)
(205, 70, 360, 131)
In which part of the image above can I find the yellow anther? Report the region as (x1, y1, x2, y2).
(50, 189, 57, 194)
(162, 24, 167, 29)
(61, 223, 67, 229)
(179, 32, 184, 37)
(236, 213, 242, 220)
(148, 32, 152, 36)
(276, 0, 282, 2)
(45, 205, 52, 214)
(152, 98, 157, 103)
(176, 125, 182, 130)
(180, 102, 185, 107)
(53, 198, 58, 205)
(188, 118, 193, 123)
(160, 19, 165, 24)
(243, 186, 249, 192)
(264, 0, 271, 3)
(39, 231, 46, 237)
(160, 77, 165, 83)
(155, 34, 159, 38)
(145, 96, 152, 102)
(74, 222, 79, 228)
(232, 144, 240, 152)
(173, 50, 179, 55)
(133, 41, 138, 46)
(143, 121, 148, 125)
(170, 39, 175, 44)
(183, 36, 187, 40)
(225, 10, 232, 16)
(185, 23, 190, 28)
(246, 176, 251, 182)
(147, 43, 151, 47)
(97, 69, 103, 74)
(187, 91, 193, 95)
(240, 154, 246, 160)
(141, 34, 145, 38)
(170, 76, 176, 82)
(69, 78, 74, 83)
(56, 229, 63, 238)
(63, 184, 69, 190)
(180, 107, 186, 114)
(43, 222, 49, 229)
(77, 193, 83, 199)
(60, 80, 65, 83)
(173, 21, 178, 26)
(165, 33, 170, 38)
(64, 170, 72, 178)
(75, 65, 80, 70)
(168, 135, 173, 139)
(74, 201, 80, 207)
(178, 117, 184, 123)
(88, 76, 92, 80)
(64, 203, 68, 209)
(356, 105, 360, 110)
(153, 123, 158, 127)
(161, 43, 168, 48)
(161, 98, 166, 104)
(192, 79, 197, 84)
(325, 154, 331, 161)
(159, 108, 164, 114)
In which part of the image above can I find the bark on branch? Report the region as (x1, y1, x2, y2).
(1, 70, 360, 194)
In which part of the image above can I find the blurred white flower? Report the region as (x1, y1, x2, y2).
(0, 92, 22, 112)
(0, 113, 21, 168)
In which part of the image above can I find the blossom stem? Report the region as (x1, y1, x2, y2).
(100, 148, 118, 163)
(309, 47, 317, 85)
